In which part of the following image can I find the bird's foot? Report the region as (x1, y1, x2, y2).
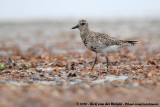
(106, 68, 109, 72)
(105, 68, 109, 72)
(89, 75, 98, 78)
(90, 71, 99, 78)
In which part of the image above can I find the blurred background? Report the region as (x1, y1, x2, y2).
(1, 0, 160, 20)
(0, 0, 160, 52)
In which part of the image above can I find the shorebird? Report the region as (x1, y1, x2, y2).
(72, 19, 137, 72)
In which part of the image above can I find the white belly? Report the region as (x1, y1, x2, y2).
(100, 45, 121, 54)
(84, 41, 123, 54)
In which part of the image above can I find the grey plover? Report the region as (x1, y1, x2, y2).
(72, 19, 137, 71)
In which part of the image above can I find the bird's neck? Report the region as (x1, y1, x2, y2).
(80, 28, 90, 38)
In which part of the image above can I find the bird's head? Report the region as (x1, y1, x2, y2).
(72, 19, 88, 31)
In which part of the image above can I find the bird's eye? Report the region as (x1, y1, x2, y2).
(81, 23, 86, 26)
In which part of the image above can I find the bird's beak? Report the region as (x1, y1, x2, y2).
(71, 25, 79, 29)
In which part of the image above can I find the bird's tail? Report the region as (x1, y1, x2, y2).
(126, 41, 138, 46)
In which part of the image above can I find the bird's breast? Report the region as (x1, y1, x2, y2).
(81, 34, 98, 52)
(83, 40, 97, 52)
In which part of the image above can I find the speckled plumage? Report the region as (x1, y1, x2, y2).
(72, 19, 137, 71)
(81, 31, 127, 53)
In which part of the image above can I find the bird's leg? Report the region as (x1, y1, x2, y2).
(105, 55, 109, 72)
(91, 53, 97, 70)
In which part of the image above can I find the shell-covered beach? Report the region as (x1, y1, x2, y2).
(0, 19, 160, 107)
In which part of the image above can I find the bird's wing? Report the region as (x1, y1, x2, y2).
(93, 32, 125, 47)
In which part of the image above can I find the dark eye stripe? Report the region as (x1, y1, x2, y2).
(81, 23, 85, 25)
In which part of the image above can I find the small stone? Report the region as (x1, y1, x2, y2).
(0, 63, 5, 71)
(16, 66, 23, 70)
(22, 64, 28, 70)
(44, 73, 50, 78)
(147, 60, 156, 65)
(7, 58, 13, 64)
(32, 73, 40, 80)
(50, 72, 56, 77)
(67, 72, 77, 77)
(148, 70, 157, 77)
(65, 63, 70, 70)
